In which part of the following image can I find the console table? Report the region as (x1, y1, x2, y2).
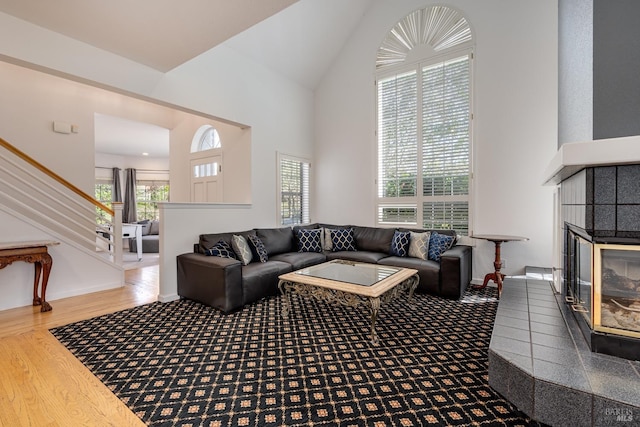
(122, 223, 143, 261)
(470, 234, 528, 297)
(0, 240, 59, 312)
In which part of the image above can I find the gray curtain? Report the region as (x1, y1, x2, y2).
(112, 167, 122, 202)
(123, 168, 137, 224)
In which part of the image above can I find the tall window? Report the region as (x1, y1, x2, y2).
(136, 180, 169, 221)
(376, 6, 473, 235)
(95, 179, 113, 224)
(278, 153, 310, 226)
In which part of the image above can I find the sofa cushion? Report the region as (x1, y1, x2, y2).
(408, 231, 431, 260)
(428, 232, 455, 262)
(129, 235, 159, 253)
(296, 228, 323, 253)
(352, 226, 395, 253)
(331, 228, 356, 251)
(390, 230, 410, 257)
(241, 261, 291, 304)
(378, 256, 441, 295)
(231, 234, 253, 266)
(204, 240, 237, 260)
(256, 227, 295, 256)
(247, 235, 269, 263)
(148, 220, 160, 235)
(270, 252, 327, 270)
(326, 251, 388, 264)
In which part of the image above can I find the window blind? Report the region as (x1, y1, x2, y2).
(376, 54, 471, 234)
(377, 70, 418, 198)
(279, 156, 310, 226)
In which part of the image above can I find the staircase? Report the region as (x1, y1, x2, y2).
(0, 137, 125, 310)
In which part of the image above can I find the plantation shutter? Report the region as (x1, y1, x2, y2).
(377, 70, 418, 223)
(422, 55, 470, 234)
(280, 156, 310, 226)
(376, 53, 471, 234)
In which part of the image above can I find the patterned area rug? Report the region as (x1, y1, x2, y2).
(51, 287, 534, 426)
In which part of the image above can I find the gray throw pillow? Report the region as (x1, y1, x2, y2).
(232, 234, 253, 265)
(148, 220, 160, 235)
(408, 231, 431, 260)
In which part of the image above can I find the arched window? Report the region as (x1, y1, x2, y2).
(191, 125, 221, 153)
(375, 5, 473, 235)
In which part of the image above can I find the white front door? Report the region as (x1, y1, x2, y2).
(191, 155, 223, 202)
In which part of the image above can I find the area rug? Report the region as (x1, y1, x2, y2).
(51, 287, 534, 426)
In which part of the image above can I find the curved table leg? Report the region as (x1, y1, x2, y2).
(39, 253, 53, 312)
(33, 261, 43, 306)
(472, 240, 505, 297)
(369, 297, 381, 346)
(278, 280, 290, 319)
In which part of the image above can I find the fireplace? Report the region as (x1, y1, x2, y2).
(545, 138, 640, 361)
(565, 224, 640, 360)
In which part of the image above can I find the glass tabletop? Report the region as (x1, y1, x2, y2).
(295, 260, 401, 287)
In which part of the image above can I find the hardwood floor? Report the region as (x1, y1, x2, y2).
(0, 266, 159, 426)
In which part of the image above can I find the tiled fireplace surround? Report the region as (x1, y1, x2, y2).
(488, 141, 640, 426)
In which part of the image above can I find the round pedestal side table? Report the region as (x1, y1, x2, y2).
(470, 234, 529, 297)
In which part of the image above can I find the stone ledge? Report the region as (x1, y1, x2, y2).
(488, 268, 640, 426)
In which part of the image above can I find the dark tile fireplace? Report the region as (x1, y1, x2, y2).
(565, 224, 640, 360)
(562, 164, 640, 361)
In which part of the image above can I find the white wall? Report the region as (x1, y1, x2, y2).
(168, 115, 252, 204)
(314, 0, 558, 281)
(154, 45, 315, 224)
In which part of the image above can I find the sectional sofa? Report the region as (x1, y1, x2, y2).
(129, 219, 160, 253)
(176, 224, 472, 313)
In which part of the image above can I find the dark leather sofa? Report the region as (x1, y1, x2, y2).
(177, 224, 472, 313)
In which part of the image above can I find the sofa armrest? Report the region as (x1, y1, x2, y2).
(177, 253, 243, 313)
(439, 245, 473, 299)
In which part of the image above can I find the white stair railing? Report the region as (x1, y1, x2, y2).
(0, 137, 123, 266)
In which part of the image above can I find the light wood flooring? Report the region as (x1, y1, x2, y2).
(0, 266, 159, 426)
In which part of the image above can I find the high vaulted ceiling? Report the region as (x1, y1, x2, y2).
(0, 0, 373, 157)
(0, 0, 298, 71)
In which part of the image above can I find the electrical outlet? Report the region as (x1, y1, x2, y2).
(501, 259, 507, 269)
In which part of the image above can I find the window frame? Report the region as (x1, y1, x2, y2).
(95, 179, 114, 224)
(277, 152, 311, 226)
(135, 179, 170, 221)
(375, 47, 474, 235)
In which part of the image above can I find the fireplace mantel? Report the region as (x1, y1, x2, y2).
(543, 134, 640, 185)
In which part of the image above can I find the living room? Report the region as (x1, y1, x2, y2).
(0, 0, 557, 308)
(1, 0, 637, 425)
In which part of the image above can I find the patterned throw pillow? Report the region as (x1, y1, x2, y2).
(428, 232, 455, 262)
(231, 234, 253, 265)
(408, 231, 431, 260)
(204, 240, 237, 259)
(247, 234, 269, 263)
(390, 230, 410, 257)
(331, 228, 356, 252)
(322, 228, 334, 251)
(296, 228, 323, 253)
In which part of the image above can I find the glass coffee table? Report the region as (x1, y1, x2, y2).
(278, 260, 419, 344)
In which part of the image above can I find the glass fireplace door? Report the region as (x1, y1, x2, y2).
(569, 235, 593, 326)
(594, 244, 640, 338)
